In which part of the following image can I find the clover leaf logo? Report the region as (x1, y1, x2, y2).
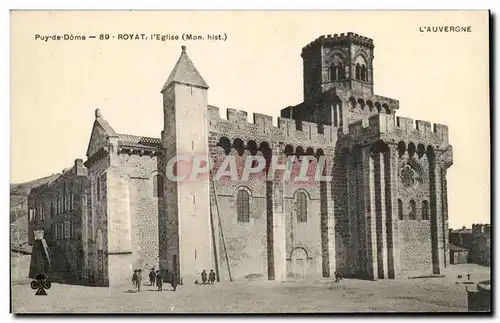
(30, 274, 51, 296)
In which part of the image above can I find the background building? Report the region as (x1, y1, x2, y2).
(449, 244, 469, 265)
(449, 224, 491, 266)
(28, 159, 88, 284)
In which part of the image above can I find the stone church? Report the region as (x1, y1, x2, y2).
(28, 32, 453, 287)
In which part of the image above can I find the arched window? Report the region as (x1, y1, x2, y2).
(331, 64, 345, 81)
(330, 64, 337, 81)
(398, 199, 404, 220)
(338, 64, 345, 80)
(422, 200, 429, 220)
(237, 189, 250, 223)
(354, 55, 367, 81)
(153, 175, 164, 197)
(360, 65, 366, 81)
(296, 191, 308, 222)
(409, 200, 417, 220)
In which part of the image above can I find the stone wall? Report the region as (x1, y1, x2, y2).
(214, 194, 268, 281)
(87, 154, 110, 286)
(398, 221, 433, 277)
(105, 150, 162, 286)
(208, 105, 338, 281)
(284, 188, 323, 280)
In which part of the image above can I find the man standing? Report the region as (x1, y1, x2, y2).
(209, 269, 216, 285)
(201, 270, 208, 285)
(137, 269, 143, 292)
(156, 270, 163, 291)
(334, 271, 342, 283)
(132, 270, 138, 291)
(171, 271, 178, 292)
(149, 268, 156, 286)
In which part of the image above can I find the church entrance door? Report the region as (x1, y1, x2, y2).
(291, 248, 307, 280)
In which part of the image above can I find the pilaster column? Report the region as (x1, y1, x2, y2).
(363, 147, 378, 280)
(375, 152, 388, 279)
(441, 167, 449, 268)
(354, 148, 367, 275)
(345, 153, 358, 271)
(272, 147, 286, 281)
(321, 153, 336, 277)
(429, 150, 444, 274)
(385, 144, 400, 279)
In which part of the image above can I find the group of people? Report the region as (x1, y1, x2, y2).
(148, 268, 164, 291)
(134, 267, 342, 289)
(199, 269, 216, 285)
(132, 267, 179, 292)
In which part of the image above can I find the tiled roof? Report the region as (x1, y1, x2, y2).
(161, 46, 209, 91)
(118, 134, 161, 147)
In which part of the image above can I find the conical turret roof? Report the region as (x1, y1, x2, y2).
(161, 45, 209, 91)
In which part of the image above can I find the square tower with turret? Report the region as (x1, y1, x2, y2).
(301, 32, 375, 102)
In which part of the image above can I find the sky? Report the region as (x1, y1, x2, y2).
(10, 10, 490, 229)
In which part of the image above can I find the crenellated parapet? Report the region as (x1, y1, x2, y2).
(344, 113, 450, 149)
(208, 105, 338, 146)
(472, 224, 491, 235)
(301, 32, 374, 56)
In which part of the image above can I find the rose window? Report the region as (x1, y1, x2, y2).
(399, 158, 424, 191)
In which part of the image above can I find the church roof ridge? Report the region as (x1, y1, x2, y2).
(94, 109, 118, 137)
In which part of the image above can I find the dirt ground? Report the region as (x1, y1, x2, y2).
(11, 263, 490, 313)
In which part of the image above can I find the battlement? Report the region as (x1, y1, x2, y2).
(208, 105, 337, 144)
(472, 224, 491, 235)
(302, 32, 374, 53)
(347, 114, 449, 146)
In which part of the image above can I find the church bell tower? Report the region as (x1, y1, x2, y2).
(301, 32, 375, 102)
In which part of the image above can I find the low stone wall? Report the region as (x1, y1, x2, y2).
(467, 280, 491, 312)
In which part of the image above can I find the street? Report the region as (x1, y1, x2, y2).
(11, 264, 489, 313)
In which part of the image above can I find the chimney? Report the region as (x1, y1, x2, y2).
(74, 158, 86, 176)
